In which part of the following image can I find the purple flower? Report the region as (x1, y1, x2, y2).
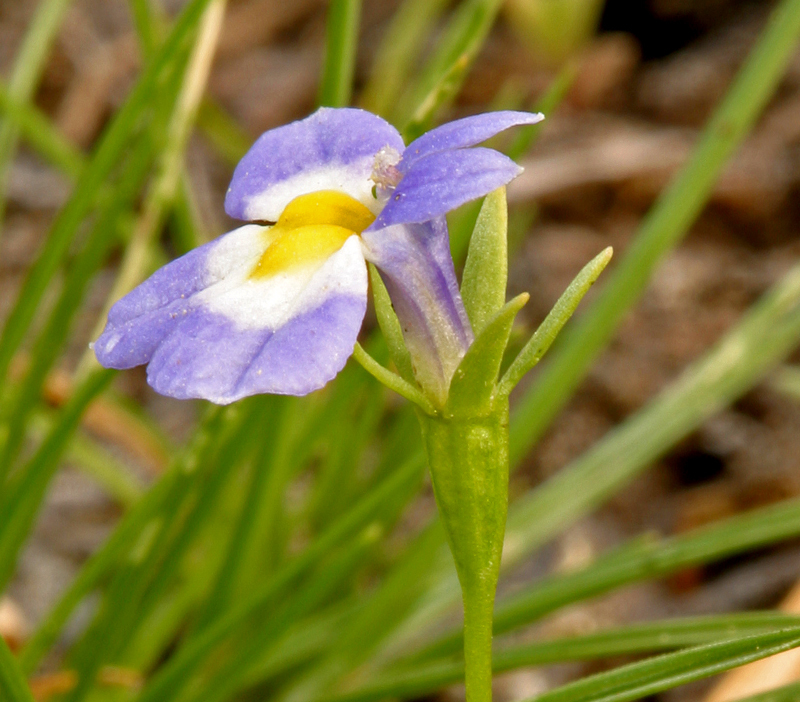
(93, 108, 542, 404)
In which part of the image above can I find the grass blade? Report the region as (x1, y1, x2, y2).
(0, 0, 213, 389)
(406, 494, 800, 663)
(16, 407, 226, 675)
(133, 454, 425, 702)
(399, 0, 505, 134)
(76, 0, 226, 380)
(735, 682, 800, 702)
(360, 0, 449, 117)
(529, 627, 800, 702)
(318, 0, 362, 107)
(0, 369, 114, 591)
(332, 613, 800, 702)
(0, 0, 71, 237)
(0, 79, 84, 178)
(0, 636, 34, 702)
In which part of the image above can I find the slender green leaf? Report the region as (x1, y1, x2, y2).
(0, 636, 34, 702)
(0, 135, 156, 474)
(376, 256, 800, 666)
(0, 369, 114, 591)
(400, 0, 505, 134)
(448, 62, 577, 262)
(736, 681, 800, 702)
(769, 364, 800, 401)
(353, 344, 436, 414)
(530, 627, 800, 702)
(0, 0, 71, 237)
(17, 406, 226, 675)
(196, 98, 251, 165)
(360, 0, 450, 117)
(409, 495, 800, 663)
(61, 402, 256, 702)
(318, 0, 362, 107)
(506, 60, 578, 161)
(0, 79, 84, 178)
(332, 613, 800, 702)
(77, 0, 226, 379)
(0, 0, 213, 389)
(183, 527, 382, 702)
(369, 263, 415, 382)
(133, 454, 425, 702)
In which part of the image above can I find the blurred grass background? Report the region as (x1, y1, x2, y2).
(2, 0, 800, 701)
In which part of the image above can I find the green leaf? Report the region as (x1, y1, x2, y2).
(0, 0, 214, 390)
(132, 455, 426, 702)
(0, 369, 114, 591)
(402, 54, 474, 142)
(400, 0, 505, 135)
(506, 59, 579, 161)
(461, 187, 508, 335)
(0, 636, 34, 702)
(769, 364, 800, 401)
(0, 137, 156, 475)
(330, 613, 800, 702)
(530, 627, 800, 702)
(360, 0, 450, 117)
(447, 293, 528, 414)
(17, 406, 227, 675)
(318, 0, 363, 107)
(0, 78, 84, 179)
(0, 0, 71, 239)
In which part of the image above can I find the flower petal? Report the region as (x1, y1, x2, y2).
(400, 111, 544, 172)
(95, 229, 367, 403)
(94, 225, 265, 369)
(225, 107, 404, 223)
(361, 218, 472, 405)
(371, 147, 522, 229)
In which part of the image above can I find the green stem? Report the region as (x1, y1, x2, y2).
(463, 589, 494, 702)
(418, 401, 509, 702)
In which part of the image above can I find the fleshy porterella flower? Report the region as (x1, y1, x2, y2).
(93, 108, 543, 405)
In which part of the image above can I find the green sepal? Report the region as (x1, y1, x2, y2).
(447, 292, 529, 415)
(497, 246, 612, 397)
(368, 263, 415, 382)
(461, 187, 508, 335)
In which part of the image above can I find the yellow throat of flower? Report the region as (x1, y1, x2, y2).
(251, 190, 376, 279)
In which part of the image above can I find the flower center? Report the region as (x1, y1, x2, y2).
(370, 146, 403, 190)
(251, 190, 375, 279)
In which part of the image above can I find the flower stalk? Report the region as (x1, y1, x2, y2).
(418, 403, 508, 702)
